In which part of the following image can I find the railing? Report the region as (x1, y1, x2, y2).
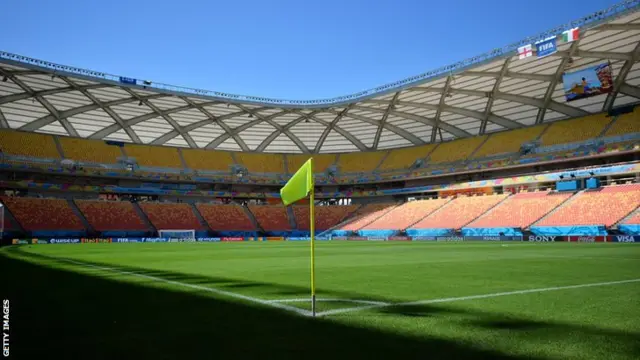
(0, 0, 638, 108)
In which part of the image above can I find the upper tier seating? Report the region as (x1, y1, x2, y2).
(377, 144, 437, 171)
(0, 197, 84, 231)
(339, 151, 387, 173)
(605, 110, 640, 137)
(428, 136, 487, 164)
(411, 194, 509, 230)
(536, 184, 640, 227)
(466, 191, 572, 229)
(139, 202, 204, 230)
(75, 200, 148, 231)
(540, 114, 610, 146)
(624, 212, 640, 224)
(340, 203, 396, 231)
(182, 149, 235, 172)
(59, 137, 122, 164)
(472, 126, 545, 158)
(292, 205, 359, 230)
(248, 205, 291, 231)
(363, 198, 451, 230)
(196, 204, 255, 231)
(236, 153, 285, 174)
(123, 144, 183, 168)
(286, 154, 336, 174)
(0, 130, 59, 159)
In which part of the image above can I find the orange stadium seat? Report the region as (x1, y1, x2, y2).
(536, 184, 640, 227)
(363, 198, 451, 230)
(624, 212, 640, 225)
(139, 202, 205, 230)
(410, 194, 509, 230)
(0, 197, 84, 231)
(605, 109, 640, 137)
(292, 205, 358, 230)
(467, 191, 572, 229)
(196, 204, 255, 231)
(340, 203, 397, 231)
(75, 200, 148, 231)
(59, 137, 122, 164)
(248, 205, 291, 231)
(0, 130, 60, 159)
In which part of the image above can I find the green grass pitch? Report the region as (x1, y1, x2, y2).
(1, 241, 639, 359)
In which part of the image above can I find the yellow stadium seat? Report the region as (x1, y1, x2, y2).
(473, 126, 545, 158)
(286, 154, 336, 173)
(540, 113, 611, 146)
(605, 109, 640, 137)
(236, 153, 285, 174)
(0, 129, 60, 159)
(339, 151, 387, 173)
(378, 144, 437, 171)
(59, 137, 122, 163)
(182, 148, 235, 172)
(124, 144, 183, 168)
(428, 136, 487, 164)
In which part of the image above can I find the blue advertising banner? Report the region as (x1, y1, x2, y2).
(47, 238, 81, 244)
(562, 62, 613, 102)
(464, 236, 523, 241)
(411, 236, 437, 241)
(196, 237, 221, 242)
(435, 236, 465, 242)
(535, 37, 557, 58)
(112, 238, 144, 243)
(119, 76, 137, 85)
(609, 235, 640, 243)
(142, 237, 168, 243)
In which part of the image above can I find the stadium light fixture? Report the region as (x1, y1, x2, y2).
(559, 175, 564, 180)
(589, 171, 595, 176)
(570, 174, 576, 179)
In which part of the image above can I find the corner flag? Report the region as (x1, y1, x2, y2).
(280, 158, 317, 316)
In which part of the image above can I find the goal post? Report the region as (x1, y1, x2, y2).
(158, 229, 196, 241)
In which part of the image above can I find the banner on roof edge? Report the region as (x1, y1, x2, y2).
(562, 63, 613, 102)
(535, 37, 557, 58)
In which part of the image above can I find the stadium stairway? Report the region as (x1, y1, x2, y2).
(333, 203, 399, 236)
(619, 209, 640, 235)
(1, 201, 25, 234)
(67, 199, 95, 234)
(189, 203, 212, 232)
(614, 204, 640, 229)
(358, 199, 452, 238)
(530, 191, 583, 228)
(242, 205, 264, 233)
(286, 206, 298, 230)
(131, 202, 157, 234)
(317, 204, 363, 237)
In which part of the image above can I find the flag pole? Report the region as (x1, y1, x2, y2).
(309, 158, 316, 317)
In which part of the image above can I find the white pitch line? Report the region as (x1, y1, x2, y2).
(316, 278, 640, 317)
(38, 255, 313, 317)
(266, 298, 389, 306)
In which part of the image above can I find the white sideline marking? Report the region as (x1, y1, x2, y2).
(41, 255, 313, 317)
(266, 298, 389, 306)
(316, 278, 640, 317)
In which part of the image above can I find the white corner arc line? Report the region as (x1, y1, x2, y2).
(316, 278, 640, 317)
(41, 255, 313, 317)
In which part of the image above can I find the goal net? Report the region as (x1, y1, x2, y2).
(158, 229, 196, 242)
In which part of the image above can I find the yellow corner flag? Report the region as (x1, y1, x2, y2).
(280, 158, 317, 316)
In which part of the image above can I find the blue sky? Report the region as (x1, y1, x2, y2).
(2, 0, 619, 100)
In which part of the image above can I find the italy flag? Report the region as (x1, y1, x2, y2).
(562, 28, 579, 43)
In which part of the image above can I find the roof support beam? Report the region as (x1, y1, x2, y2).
(432, 76, 452, 142)
(0, 83, 108, 106)
(594, 23, 640, 31)
(495, 93, 589, 117)
(555, 50, 631, 61)
(179, 97, 250, 151)
(327, 109, 423, 146)
(464, 71, 554, 82)
(302, 110, 368, 152)
(481, 58, 511, 134)
(536, 41, 580, 124)
(314, 108, 351, 153)
(204, 110, 291, 150)
(0, 108, 8, 128)
(373, 92, 401, 149)
(603, 42, 640, 112)
(255, 111, 323, 153)
(618, 83, 640, 99)
(234, 104, 309, 153)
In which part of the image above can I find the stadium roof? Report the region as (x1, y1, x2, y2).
(1, 1, 640, 154)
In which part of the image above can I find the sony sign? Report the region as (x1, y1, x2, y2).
(527, 235, 557, 242)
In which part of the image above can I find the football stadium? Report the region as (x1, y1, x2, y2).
(1, 1, 640, 359)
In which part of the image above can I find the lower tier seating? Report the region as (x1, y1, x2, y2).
(195, 204, 255, 231)
(467, 191, 572, 229)
(624, 212, 640, 224)
(537, 184, 640, 227)
(340, 203, 397, 231)
(139, 202, 205, 230)
(362, 199, 451, 230)
(410, 194, 509, 230)
(1, 197, 84, 231)
(75, 200, 148, 231)
(248, 205, 291, 231)
(292, 205, 359, 231)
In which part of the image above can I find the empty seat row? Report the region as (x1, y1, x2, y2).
(196, 203, 256, 231)
(292, 205, 359, 231)
(1, 197, 84, 231)
(139, 202, 205, 231)
(410, 194, 509, 230)
(363, 199, 451, 230)
(75, 200, 148, 231)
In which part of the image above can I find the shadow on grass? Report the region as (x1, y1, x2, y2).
(2, 246, 639, 359)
